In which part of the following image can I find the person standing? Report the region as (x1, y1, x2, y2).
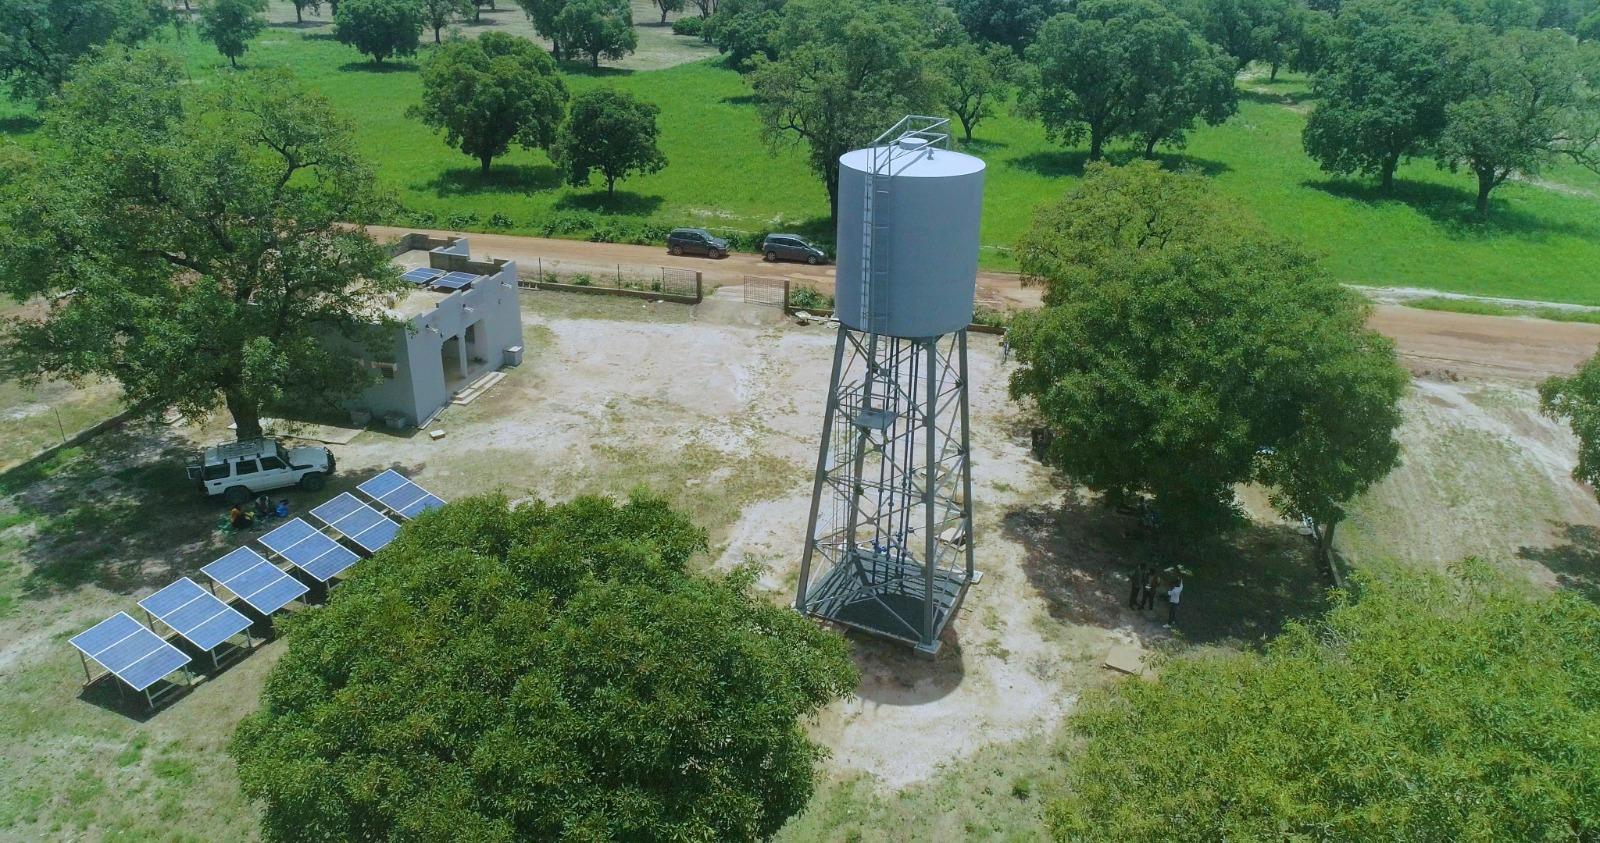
(1140, 570, 1158, 611)
(1128, 562, 1146, 609)
(1167, 579, 1184, 626)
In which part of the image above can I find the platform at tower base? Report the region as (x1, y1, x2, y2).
(800, 549, 979, 657)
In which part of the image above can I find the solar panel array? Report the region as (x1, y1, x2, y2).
(402, 267, 445, 285)
(69, 612, 191, 692)
(138, 578, 251, 653)
(202, 546, 308, 615)
(358, 469, 446, 519)
(311, 493, 401, 554)
(260, 518, 361, 582)
(432, 271, 479, 291)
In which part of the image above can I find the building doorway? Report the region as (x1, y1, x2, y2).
(440, 334, 464, 390)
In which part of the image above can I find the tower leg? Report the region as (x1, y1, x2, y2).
(796, 326, 849, 613)
(917, 337, 939, 656)
(959, 330, 976, 583)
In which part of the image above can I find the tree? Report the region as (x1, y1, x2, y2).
(1540, 348, 1600, 495)
(290, 0, 321, 23)
(554, 87, 667, 194)
(932, 41, 1015, 142)
(199, 0, 267, 67)
(651, 0, 684, 24)
(0, 0, 166, 104)
(751, 0, 938, 221)
(1009, 162, 1405, 539)
(707, 0, 785, 69)
(1047, 565, 1600, 840)
(1435, 27, 1600, 214)
(556, 0, 637, 66)
(334, 0, 423, 64)
(514, 0, 566, 58)
(0, 49, 404, 440)
(1182, 0, 1298, 73)
(420, 0, 471, 41)
(231, 493, 857, 842)
(410, 32, 567, 174)
(1302, 0, 1463, 190)
(951, 0, 1061, 53)
(1022, 0, 1230, 161)
(687, 0, 713, 16)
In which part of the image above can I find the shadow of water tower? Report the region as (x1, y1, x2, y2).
(795, 116, 986, 657)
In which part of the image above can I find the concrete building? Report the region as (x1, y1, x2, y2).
(351, 234, 524, 429)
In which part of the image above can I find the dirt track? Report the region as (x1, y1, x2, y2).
(370, 225, 1600, 383)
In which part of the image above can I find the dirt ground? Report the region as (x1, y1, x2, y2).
(4, 281, 1600, 838)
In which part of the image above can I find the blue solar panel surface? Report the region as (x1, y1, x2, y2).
(139, 578, 252, 652)
(260, 518, 360, 582)
(403, 267, 444, 284)
(69, 612, 190, 691)
(358, 469, 447, 520)
(312, 493, 400, 553)
(202, 547, 307, 614)
(432, 271, 477, 291)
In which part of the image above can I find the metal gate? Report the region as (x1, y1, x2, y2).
(744, 275, 787, 307)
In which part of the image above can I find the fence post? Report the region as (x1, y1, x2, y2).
(783, 279, 791, 313)
(537, 257, 543, 283)
(617, 264, 622, 288)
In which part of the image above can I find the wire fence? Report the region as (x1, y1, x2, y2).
(517, 257, 701, 300)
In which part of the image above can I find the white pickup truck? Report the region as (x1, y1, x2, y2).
(186, 438, 336, 505)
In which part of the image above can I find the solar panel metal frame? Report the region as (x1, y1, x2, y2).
(357, 469, 447, 520)
(138, 577, 253, 657)
(311, 492, 401, 554)
(203, 546, 309, 615)
(69, 611, 191, 696)
(258, 517, 361, 583)
(402, 267, 444, 284)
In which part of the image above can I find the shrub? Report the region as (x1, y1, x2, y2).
(672, 15, 704, 35)
(789, 286, 833, 311)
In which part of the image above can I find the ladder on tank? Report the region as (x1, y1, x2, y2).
(858, 116, 952, 336)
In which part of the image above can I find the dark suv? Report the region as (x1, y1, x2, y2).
(667, 228, 729, 259)
(761, 233, 828, 265)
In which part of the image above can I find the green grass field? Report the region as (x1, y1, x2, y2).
(3, 11, 1600, 302)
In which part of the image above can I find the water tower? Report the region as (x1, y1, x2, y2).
(795, 116, 984, 656)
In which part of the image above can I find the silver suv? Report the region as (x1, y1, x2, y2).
(187, 438, 335, 505)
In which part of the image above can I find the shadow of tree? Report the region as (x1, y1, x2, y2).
(0, 115, 42, 135)
(1010, 148, 1230, 180)
(1305, 177, 1600, 240)
(337, 60, 418, 73)
(1517, 522, 1600, 604)
(959, 137, 1011, 154)
(554, 62, 634, 78)
(554, 190, 666, 215)
(268, 19, 329, 29)
(721, 93, 761, 107)
(1238, 87, 1320, 108)
(847, 627, 967, 704)
(424, 163, 561, 197)
(1002, 493, 1329, 649)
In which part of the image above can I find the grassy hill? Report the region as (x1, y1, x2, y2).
(3, 9, 1599, 302)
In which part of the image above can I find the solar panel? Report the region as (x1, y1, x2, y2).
(403, 267, 444, 284)
(358, 469, 447, 520)
(259, 518, 361, 582)
(205, 546, 310, 614)
(69, 612, 191, 692)
(431, 271, 477, 291)
(139, 578, 252, 652)
(311, 493, 401, 554)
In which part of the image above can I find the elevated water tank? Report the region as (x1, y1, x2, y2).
(834, 138, 986, 339)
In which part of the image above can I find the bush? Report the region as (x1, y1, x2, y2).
(672, 15, 705, 35)
(446, 210, 480, 228)
(487, 212, 514, 229)
(789, 285, 833, 311)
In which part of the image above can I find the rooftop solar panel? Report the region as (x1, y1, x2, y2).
(358, 469, 447, 520)
(403, 267, 444, 284)
(70, 612, 191, 692)
(431, 271, 478, 291)
(202, 547, 308, 615)
(312, 493, 401, 554)
(139, 578, 252, 653)
(259, 518, 361, 582)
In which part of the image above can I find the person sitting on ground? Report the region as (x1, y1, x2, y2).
(229, 504, 253, 531)
(254, 494, 272, 521)
(275, 498, 289, 519)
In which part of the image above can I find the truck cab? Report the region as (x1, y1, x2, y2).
(186, 438, 336, 505)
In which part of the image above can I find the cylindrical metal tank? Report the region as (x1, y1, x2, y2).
(834, 139, 986, 339)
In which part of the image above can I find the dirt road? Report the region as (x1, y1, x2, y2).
(371, 225, 1600, 382)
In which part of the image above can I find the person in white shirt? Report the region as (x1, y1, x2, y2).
(1167, 580, 1183, 626)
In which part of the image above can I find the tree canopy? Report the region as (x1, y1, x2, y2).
(0, 0, 166, 103)
(200, 0, 268, 67)
(706, 0, 786, 70)
(0, 48, 403, 440)
(952, 0, 1061, 52)
(419, 0, 472, 42)
(1540, 347, 1600, 496)
(334, 0, 423, 64)
(554, 87, 667, 195)
(231, 493, 857, 842)
(750, 0, 939, 220)
(1022, 0, 1236, 160)
(1009, 162, 1406, 541)
(1048, 564, 1600, 840)
(555, 0, 638, 67)
(931, 41, 1016, 142)
(411, 32, 568, 174)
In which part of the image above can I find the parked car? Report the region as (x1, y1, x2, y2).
(761, 233, 828, 265)
(187, 437, 336, 505)
(667, 228, 729, 259)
